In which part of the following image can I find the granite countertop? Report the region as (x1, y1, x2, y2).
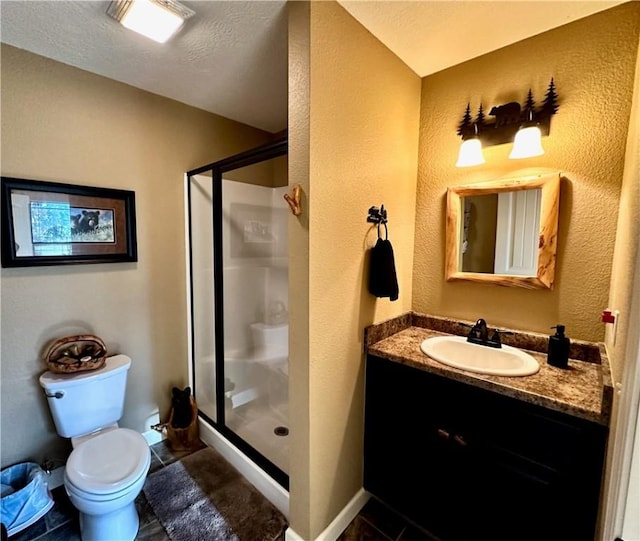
(365, 313, 613, 426)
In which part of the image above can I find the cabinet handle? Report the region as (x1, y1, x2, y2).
(437, 428, 450, 440)
(453, 434, 468, 447)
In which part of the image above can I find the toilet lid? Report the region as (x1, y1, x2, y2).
(66, 428, 150, 495)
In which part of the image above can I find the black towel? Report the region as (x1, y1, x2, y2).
(368, 238, 399, 301)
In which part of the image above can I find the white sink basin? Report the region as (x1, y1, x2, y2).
(420, 335, 539, 377)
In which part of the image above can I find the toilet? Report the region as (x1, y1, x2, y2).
(39, 355, 150, 541)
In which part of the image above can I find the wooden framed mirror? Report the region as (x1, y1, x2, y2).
(445, 172, 560, 289)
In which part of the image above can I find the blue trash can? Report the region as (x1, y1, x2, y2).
(0, 462, 54, 536)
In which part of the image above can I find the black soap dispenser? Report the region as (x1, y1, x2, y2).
(548, 325, 570, 369)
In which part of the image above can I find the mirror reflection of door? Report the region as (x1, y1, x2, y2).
(461, 188, 541, 276)
(187, 139, 290, 488)
(494, 189, 541, 275)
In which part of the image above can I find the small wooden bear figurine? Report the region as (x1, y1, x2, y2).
(166, 386, 200, 451)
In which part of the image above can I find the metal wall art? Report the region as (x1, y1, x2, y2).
(457, 78, 559, 147)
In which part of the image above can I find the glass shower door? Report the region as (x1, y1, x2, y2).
(187, 139, 289, 488)
(221, 171, 289, 475)
(188, 170, 217, 423)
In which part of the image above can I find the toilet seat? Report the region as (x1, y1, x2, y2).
(66, 428, 150, 496)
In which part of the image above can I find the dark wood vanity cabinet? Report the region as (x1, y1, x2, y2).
(364, 354, 608, 541)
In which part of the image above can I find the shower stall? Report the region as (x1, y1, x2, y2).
(186, 139, 289, 489)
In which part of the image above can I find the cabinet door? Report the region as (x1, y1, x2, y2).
(364, 355, 471, 539)
(364, 355, 607, 541)
(473, 391, 607, 541)
(364, 355, 433, 509)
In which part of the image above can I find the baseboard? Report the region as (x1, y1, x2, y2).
(198, 418, 289, 518)
(142, 428, 165, 446)
(45, 465, 65, 490)
(285, 488, 370, 541)
(143, 411, 165, 446)
(317, 488, 370, 540)
(284, 527, 306, 541)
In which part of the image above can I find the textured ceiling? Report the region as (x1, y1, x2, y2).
(0, 1, 626, 133)
(0, 0, 288, 133)
(339, 1, 625, 77)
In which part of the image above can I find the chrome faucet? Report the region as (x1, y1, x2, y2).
(463, 318, 512, 349)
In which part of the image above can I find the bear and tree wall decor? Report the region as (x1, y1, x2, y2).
(457, 78, 559, 147)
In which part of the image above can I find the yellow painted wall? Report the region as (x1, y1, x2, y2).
(288, 2, 421, 537)
(601, 30, 640, 535)
(607, 31, 640, 383)
(413, 2, 640, 343)
(288, 1, 312, 536)
(0, 44, 270, 467)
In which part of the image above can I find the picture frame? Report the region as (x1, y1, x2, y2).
(1, 177, 137, 267)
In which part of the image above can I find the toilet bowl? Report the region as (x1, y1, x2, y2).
(64, 428, 151, 541)
(39, 355, 150, 541)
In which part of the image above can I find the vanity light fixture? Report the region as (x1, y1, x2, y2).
(106, 0, 195, 44)
(455, 79, 558, 167)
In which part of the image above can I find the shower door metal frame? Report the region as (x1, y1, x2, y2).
(187, 136, 288, 489)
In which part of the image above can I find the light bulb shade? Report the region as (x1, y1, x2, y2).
(509, 126, 544, 159)
(456, 138, 485, 167)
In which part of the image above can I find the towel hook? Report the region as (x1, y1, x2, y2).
(284, 184, 302, 216)
(367, 205, 388, 239)
(367, 205, 387, 225)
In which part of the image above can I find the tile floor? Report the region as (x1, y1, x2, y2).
(337, 498, 438, 541)
(8, 439, 433, 541)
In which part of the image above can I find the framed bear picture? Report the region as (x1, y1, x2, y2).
(1, 177, 137, 267)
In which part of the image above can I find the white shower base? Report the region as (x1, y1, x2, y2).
(227, 399, 289, 474)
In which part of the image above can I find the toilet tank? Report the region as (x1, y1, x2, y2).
(39, 355, 131, 438)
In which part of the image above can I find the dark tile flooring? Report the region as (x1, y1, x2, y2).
(337, 498, 438, 541)
(8, 439, 431, 541)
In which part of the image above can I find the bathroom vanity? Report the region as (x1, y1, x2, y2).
(363, 313, 612, 541)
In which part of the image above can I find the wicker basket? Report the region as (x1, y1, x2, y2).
(42, 334, 107, 374)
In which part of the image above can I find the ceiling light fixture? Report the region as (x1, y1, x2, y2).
(107, 0, 195, 44)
